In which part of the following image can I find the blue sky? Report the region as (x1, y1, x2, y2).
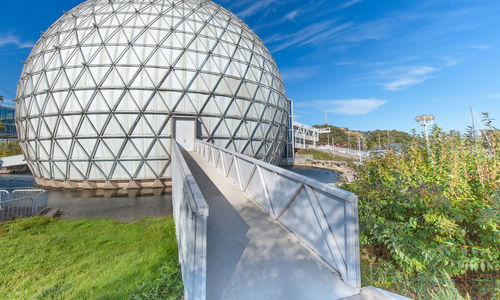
(0, 0, 499, 132)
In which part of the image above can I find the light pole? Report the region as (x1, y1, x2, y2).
(415, 114, 435, 147)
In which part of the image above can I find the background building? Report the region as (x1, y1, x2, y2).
(0, 96, 17, 139)
(15, 0, 289, 189)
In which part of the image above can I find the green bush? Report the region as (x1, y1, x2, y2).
(0, 140, 22, 157)
(344, 125, 499, 286)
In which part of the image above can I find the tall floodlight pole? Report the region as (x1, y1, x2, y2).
(415, 114, 435, 147)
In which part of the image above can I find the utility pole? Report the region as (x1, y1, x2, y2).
(470, 106, 477, 147)
(358, 137, 362, 163)
(378, 133, 381, 148)
(348, 132, 350, 150)
(415, 114, 435, 148)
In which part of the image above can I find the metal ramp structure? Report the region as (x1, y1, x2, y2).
(294, 121, 331, 149)
(171, 139, 362, 300)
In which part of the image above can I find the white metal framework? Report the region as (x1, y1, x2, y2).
(15, 0, 289, 186)
(196, 139, 361, 289)
(293, 121, 330, 149)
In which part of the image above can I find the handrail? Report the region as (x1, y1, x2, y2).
(0, 190, 9, 202)
(172, 143, 209, 217)
(196, 139, 361, 289)
(0, 197, 34, 206)
(316, 145, 371, 157)
(198, 141, 356, 204)
(171, 141, 209, 300)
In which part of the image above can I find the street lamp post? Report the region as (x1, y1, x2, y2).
(415, 114, 435, 147)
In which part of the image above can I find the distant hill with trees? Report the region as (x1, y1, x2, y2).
(312, 124, 412, 150)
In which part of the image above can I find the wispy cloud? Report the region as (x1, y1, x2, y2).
(298, 99, 387, 115)
(280, 66, 319, 82)
(336, 18, 394, 43)
(487, 93, 500, 100)
(236, 0, 278, 18)
(440, 56, 464, 67)
(337, 61, 355, 66)
(266, 16, 394, 53)
(382, 66, 437, 91)
(283, 9, 300, 21)
(0, 34, 34, 49)
(267, 20, 352, 52)
(468, 44, 492, 50)
(340, 0, 362, 9)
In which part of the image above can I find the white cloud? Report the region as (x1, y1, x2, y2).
(469, 44, 492, 50)
(340, 0, 362, 9)
(298, 99, 387, 115)
(284, 9, 300, 21)
(337, 61, 355, 66)
(337, 18, 393, 43)
(237, 0, 278, 18)
(300, 22, 353, 46)
(280, 66, 319, 82)
(383, 66, 437, 91)
(268, 21, 352, 52)
(0, 34, 34, 49)
(487, 93, 500, 100)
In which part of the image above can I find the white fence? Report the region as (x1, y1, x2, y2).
(317, 145, 371, 158)
(171, 141, 209, 300)
(195, 140, 361, 288)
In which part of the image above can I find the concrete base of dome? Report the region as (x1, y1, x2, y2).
(33, 178, 172, 190)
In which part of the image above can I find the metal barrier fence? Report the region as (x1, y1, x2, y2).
(171, 141, 209, 300)
(0, 189, 48, 222)
(0, 190, 9, 202)
(317, 145, 371, 158)
(196, 140, 361, 288)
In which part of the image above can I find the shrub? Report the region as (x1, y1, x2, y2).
(344, 125, 499, 279)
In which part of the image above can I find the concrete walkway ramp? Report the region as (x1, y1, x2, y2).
(184, 150, 358, 300)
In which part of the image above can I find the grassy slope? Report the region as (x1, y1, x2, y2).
(0, 217, 182, 299)
(296, 149, 353, 162)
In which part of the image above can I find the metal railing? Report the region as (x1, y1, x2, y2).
(0, 189, 48, 222)
(171, 141, 209, 300)
(196, 140, 361, 288)
(317, 145, 371, 158)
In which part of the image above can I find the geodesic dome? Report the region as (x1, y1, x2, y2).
(15, 0, 289, 188)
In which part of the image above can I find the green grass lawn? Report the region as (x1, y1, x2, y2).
(296, 149, 354, 162)
(0, 217, 183, 299)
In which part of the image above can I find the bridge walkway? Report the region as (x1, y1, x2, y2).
(183, 150, 357, 300)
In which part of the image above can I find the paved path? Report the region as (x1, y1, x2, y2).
(183, 151, 357, 300)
